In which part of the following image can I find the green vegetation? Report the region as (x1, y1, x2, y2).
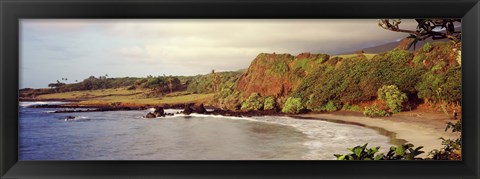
(334, 143, 424, 160)
(263, 96, 276, 110)
(240, 93, 264, 111)
(377, 85, 407, 113)
(282, 97, 304, 114)
(212, 81, 242, 110)
(422, 42, 432, 52)
(363, 104, 389, 117)
(293, 58, 311, 71)
(272, 61, 290, 74)
(341, 103, 361, 111)
(412, 53, 426, 65)
(187, 71, 242, 94)
(294, 49, 419, 111)
(416, 66, 461, 105)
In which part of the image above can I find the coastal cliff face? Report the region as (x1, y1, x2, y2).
(236, 52, 329, 98)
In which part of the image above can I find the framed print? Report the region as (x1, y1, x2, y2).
(1, 0, 480, 178)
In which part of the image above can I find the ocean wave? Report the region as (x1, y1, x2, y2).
(247, 116, 392, 160)
(64, 116, 90, 122)
(19, 101, 70, 107)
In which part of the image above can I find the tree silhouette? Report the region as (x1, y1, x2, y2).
(379, 19, 461, 49)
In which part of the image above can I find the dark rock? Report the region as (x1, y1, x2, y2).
(153, 106, 165, 117)
(145, 112, 156, 118)
(183, 104, 193, 115)
(193, 103, 207, 114)
(64, 116, 75, 120)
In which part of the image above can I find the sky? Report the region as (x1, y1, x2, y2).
(20, 19, 418, 88)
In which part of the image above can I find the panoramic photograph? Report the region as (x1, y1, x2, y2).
(19, 19, 461, 160)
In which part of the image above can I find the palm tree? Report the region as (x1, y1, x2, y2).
(211, 69, 221, 92)
(166, 75, 174, 93)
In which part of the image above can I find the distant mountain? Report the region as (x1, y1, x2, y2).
(339, 27, 460, 55)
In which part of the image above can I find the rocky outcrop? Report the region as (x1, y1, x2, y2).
(183, 104, 193, 115)
(64, 116, 76, 121)
(145, 112, 156, 118)
(192, 104, 207, 114)
(153, 106, 165, 117)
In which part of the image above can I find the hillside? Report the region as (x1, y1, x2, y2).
(227, 41, 461, 114)
(236, 53, 330, 98)
(25, 41, 462, 117)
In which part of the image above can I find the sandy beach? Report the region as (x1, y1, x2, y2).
(298, 111, 461, 157)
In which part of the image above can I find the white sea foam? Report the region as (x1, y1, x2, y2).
(152, 112, 391, 159)
(244, 116, 392, 160)
(64, 116, 89, 121)
(19, 101, 70, 107)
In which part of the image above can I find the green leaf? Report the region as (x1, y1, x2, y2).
(395, 145, 406, 156)
(335, 154, 346, 160)
(353, 147, 363, 157)
(374, 153, 384, 160)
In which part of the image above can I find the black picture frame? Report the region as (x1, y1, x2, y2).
(1, 0, 479, 178)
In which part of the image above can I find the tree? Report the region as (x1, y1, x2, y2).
(378, 19, 461, 49)
(48, 80, 66, 91)
(166, 75, 175, 93)
(211, 69, 221, 92)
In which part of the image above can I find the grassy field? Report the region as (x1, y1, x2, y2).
(331, 53, 377, 60)
(36, 88, 143, 100)
(78, 93, 214, 106)
(36, 88, 214, 106)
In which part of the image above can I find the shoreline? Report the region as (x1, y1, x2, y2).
(21, 100, 460, 158)
(297, 111, 460, 157)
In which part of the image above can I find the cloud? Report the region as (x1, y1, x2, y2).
(21, 19, 422, 88)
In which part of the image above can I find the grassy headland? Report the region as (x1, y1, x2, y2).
(21, 41, 461, 119)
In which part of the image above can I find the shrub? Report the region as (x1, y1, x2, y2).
(363, 104, 389, 117)
(323, 100, 339, 112)
(282, 97, 305, 114)
(342, 103, 361, 111)
(428, 121, 462, 160)
(241, 93, 264, 111)
(422, 42, 433, 52)
(377, 85, 407, 113)
(263, 96, 276, 110)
